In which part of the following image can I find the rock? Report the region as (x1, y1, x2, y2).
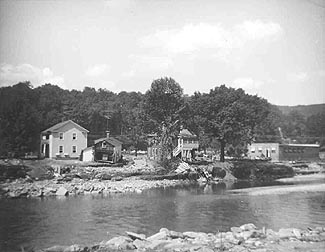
(63, 244, 87, 252)
(183, 231, 200, 239)
(293, 228, 302, 239)
(56, 187, 69, 196)
(111, 176, 123, 181)
(240, 223, 257, 231)
(103, 236, 134, 249)
(126, 231, 146, 240)
(278, 228, 295, 239)
(43, 187, 57, 196)
(231, 227, 242, 233)
(44, 245, 69, 252)
(7, 191, 19, 198)
(30, 190, 43, 197)
(147, 240, 170, 250)
(163, 239, 184, 249)
(159, 227, 169, 233)
(147, 231, 168, 241)
(133, 239, 150, 249)
(169, 230, 184, 239)
(241, 230, 255, 240)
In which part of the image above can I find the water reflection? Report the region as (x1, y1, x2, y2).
(1, 183, 325, 252)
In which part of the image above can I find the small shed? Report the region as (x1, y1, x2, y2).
(81, 131, 122, 163)
(93, 137, 122, 163)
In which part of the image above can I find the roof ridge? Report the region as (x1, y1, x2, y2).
(42, 120, 89, 133)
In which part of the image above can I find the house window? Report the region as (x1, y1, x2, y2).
(271, 148, 276, 153)
(59, 132, 64, 140)
(258, 148, 262, 153)
(59, 146, 64, 153)
(251, 148, 255, 153)
(72, 146, 77, 153)
(72, 133, 77, 140)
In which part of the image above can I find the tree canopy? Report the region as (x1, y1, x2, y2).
(0, 79, 323, 158)
(189, 85, 270, 161)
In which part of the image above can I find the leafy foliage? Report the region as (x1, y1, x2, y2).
(189, 85, 270, 161)
(0, 79, 323, 159)
(144, 77, 184, 164)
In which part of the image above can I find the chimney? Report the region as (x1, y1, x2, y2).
(106, 131, 110, 139)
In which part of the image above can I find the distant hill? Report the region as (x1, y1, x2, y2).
(277, 103, 325, 118)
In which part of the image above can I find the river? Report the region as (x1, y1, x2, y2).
(1, 179, 325, 252)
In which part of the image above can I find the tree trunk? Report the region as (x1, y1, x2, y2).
(220, 140, 225, 162)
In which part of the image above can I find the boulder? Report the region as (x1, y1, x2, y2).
(169, 230, 184, 239)
(163, 240, 184, 249)
(133, 239, 150, 249)
(183, 231, 202, 239)
(278, 228, 295, 239)
(240, 223, 257, 231)
(147, 240, 170, 250)
(231, 227, 242, 234)
(56, 187, 69, 196)
(103, 236, 134, 249)
(43, 187, 57, 196)
(63, 244, 87, 252)
(241, 230, 255, 240)
(292, 228, 302, 239)
(7, 191, 19, 198)
(147, 231, 168, 241)
(126, 231, 146, 240)
(111, 176, 123, 181)
(44, 245, 69, 252)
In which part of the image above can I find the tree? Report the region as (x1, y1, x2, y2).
(282, 110, 306, 138)
(144, 77, 184, 162)
(192, 85, 270, 162)
(306, 112, 325, 137)
(0, 82, 41, 156)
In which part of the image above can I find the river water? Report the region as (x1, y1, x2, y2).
(1, 180, 325, 252)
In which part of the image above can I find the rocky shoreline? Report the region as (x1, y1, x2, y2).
(39, 224, 325, 252)
(0, 176, 191, 198)
(0, 157, 194, 198)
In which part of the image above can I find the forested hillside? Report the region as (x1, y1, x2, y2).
(277, 104, 325, 118)
(0, 80, 324, 158)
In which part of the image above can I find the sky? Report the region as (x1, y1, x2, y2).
(0, 0, 324, 106)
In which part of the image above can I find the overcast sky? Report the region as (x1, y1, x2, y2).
(0, 0, 324, 105)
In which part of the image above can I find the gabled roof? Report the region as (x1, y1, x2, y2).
(94, 137, 122, 147)
(179, 128, 197, 138)
(42, 120, 89, 133)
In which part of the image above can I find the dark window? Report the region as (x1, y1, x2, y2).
(59, 146, 63, 153)
(72, 133, 77, 140)
(59, 132, 64, 140)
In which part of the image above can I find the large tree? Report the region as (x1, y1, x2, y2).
(192, 85, 270, 162)
(0, 82, 41, 156)
(144, 77, 184, 162)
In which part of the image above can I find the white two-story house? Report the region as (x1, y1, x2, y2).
(40, 120, 89, 159)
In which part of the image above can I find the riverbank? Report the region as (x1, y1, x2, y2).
(0, 156, 197, 198)
(0, 176, 193, 198)
(0, 156, 322, 199)
(39, 224, 325, 252)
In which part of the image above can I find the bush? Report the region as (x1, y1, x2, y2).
(231, 160, 294, 180)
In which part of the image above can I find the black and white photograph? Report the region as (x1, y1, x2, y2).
(0, 0, 324, 251)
